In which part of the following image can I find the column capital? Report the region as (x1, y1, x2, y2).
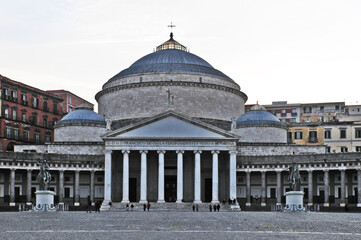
(122, 150, 130, 154)
(339, 167, 346, 172)
(59, 169, 65, 173)
(229, 150, 238, 155)
(323, 169, 329, 172)
(194, 150, 202, 154)
(307, 169, 314, 173)
(176, 150, 184, 154)
(90, 170, 96, 173)
(157, 150, 166, 154)
(139, 150, 148, 154)
(261, 170, 267, 174)
(27, 169, 32, 172)
(104, 149, 112, 154)
(75, 169, 80, 173)
(211, 150, 220, 154)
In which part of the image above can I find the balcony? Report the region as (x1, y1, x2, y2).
(281, 113, 287, 117)
(308, 137, 318, 143)
(291, 112, 297, 117)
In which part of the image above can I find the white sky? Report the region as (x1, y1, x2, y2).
(1, 0, 361, 111)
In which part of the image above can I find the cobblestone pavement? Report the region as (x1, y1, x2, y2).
(0, 211, 360, 240)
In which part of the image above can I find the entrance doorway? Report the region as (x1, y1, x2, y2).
(165, 176, 176, 202)
(129, 178, 137, 202)
(205, 178, 212, 202)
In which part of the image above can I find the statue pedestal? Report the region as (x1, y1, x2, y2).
(34, 190, 56, 211)
(284, 191, 305, 211)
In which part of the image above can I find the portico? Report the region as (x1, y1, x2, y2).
(100, 112, 238, 208)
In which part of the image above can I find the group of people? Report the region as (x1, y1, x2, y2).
(209, 203, 221, 212)
(125, 203, 135, 211)
(86, 200, 102, 213)
(143, 201, 151, 211)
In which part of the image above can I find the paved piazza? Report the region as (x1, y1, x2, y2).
(0, 211, 360, 240)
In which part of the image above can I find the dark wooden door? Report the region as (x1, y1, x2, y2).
(205, 178, 212, 202)
(129, 178, 137, 202)
(165, 176, 176, 202)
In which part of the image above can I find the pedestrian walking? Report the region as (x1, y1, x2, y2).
(143, 203, 146, 211)
(213, 204, 217, 212)
(147, 201, 150, 211)
(217, 203, 220, 212)
(131, 203, 134, 211)
(87, 199, 92, 213)
(192, 205, 195, 212)
(196, 204, 198, 212)
(126, 203, 129, 211)
(209, 204, 212, 212)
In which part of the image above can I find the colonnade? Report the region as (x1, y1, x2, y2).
(242, 168, 361, 207)
(102, 149, 237, 207)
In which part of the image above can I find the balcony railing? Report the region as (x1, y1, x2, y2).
(291, 112, 297, 117)
(308, 137, 318, 143)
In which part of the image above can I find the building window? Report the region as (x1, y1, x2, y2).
(4, 108, 9, 118)
(303, 107, 312, 113)
(4, 88, 10, 99)
(355, 146, 361, 152)
(11, 90, 18, 102)
(340, 147, 348, 153)
(326, 146, 331, 153)
(32, 97, 39, 108)
(335, 105, 339, 111)
(287, 132, 293, 143)
(32, 113, 37, 125)
(295, 131, 303, 139)
(43, 100, 48, 111)
(53, 102, 58, 114)
(21, 94, 27, 105)
(340, 129, 347, 139)
(24, 130, 29, 141)
(12, 109, 17, 120)
(309, 131, 318, 142)
(355, 129, 361, 138)
(43, 116, 48, 128)
(324, 129, 331, 139)
(5, 127, 11, 138)
(140, 77, 143, 82)
(305, 117, 310, 122)
(35, 133, 40, 144)
(45, 134, 51, 143)
(14, 128, 19, 140)
(21, 111, 26, 122)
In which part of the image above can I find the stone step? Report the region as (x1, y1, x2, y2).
(109, 202, 239, 212)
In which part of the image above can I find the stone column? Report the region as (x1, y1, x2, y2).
(9, 168, 15, 206)
(121, 150, 130, 203)
(276, 170, 282, 206)
(308, 170, 313, 206)
(140, 150, 148, 203)
(211, 150, 220, 203)
(176, 150, 184, 203)
(101, 149, 112, 211)
(246, 170, 251, 206)
(58, 170, 64, 203)
(74, 170, 80, 206)
(357, 168, 361, 207)
(323, 169, 329, 207)
(229, 150, 237, 202)
(340, 168, 346, 207)
(26, 169, 32, 204)
(90, 170, 95, 204)
(194, 150, 202, 204)
(157, 150, 166, 203)
(261, 171, 266, 206)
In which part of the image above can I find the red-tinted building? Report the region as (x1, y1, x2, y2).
(46, 90, 94, 114)
(0, 74, 64, 151)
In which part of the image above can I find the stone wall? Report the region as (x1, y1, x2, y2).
(102, 73, 240, 90)
(98, 82, 246, 122)
(15, 143, 104, 155)
(54, 126, 106, 142)
(238, 144, 325, 156)
(236, 127, 287, 143)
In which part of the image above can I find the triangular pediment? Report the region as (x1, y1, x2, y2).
(102, 111, 236, 140)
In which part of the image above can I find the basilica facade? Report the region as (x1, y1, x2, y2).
(1, 33, 360, 210)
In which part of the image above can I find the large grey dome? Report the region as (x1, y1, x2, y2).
(108, 49, 232, 82)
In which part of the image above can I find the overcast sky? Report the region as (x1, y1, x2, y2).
(1, 0, 360, 111)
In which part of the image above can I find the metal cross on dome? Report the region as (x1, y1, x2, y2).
(168, 22, 176, 32)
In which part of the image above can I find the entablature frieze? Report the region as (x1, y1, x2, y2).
(105, 139, 236, 151)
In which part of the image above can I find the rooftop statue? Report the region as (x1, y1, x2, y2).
(288, 163, 301, 191)
(36, 160, 51, 190)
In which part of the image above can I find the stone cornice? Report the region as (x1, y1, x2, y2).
(95, 81, 248, 102)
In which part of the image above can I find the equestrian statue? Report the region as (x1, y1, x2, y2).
(288, 163, 301, 191)
(36, 160, 51, 190)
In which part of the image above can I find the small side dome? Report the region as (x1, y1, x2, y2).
(55, 103, 106, 128)
(236, 103, 286, 129)
(235, 103, 287, 144)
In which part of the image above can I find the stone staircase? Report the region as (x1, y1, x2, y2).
(110, 202, 240, 212)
